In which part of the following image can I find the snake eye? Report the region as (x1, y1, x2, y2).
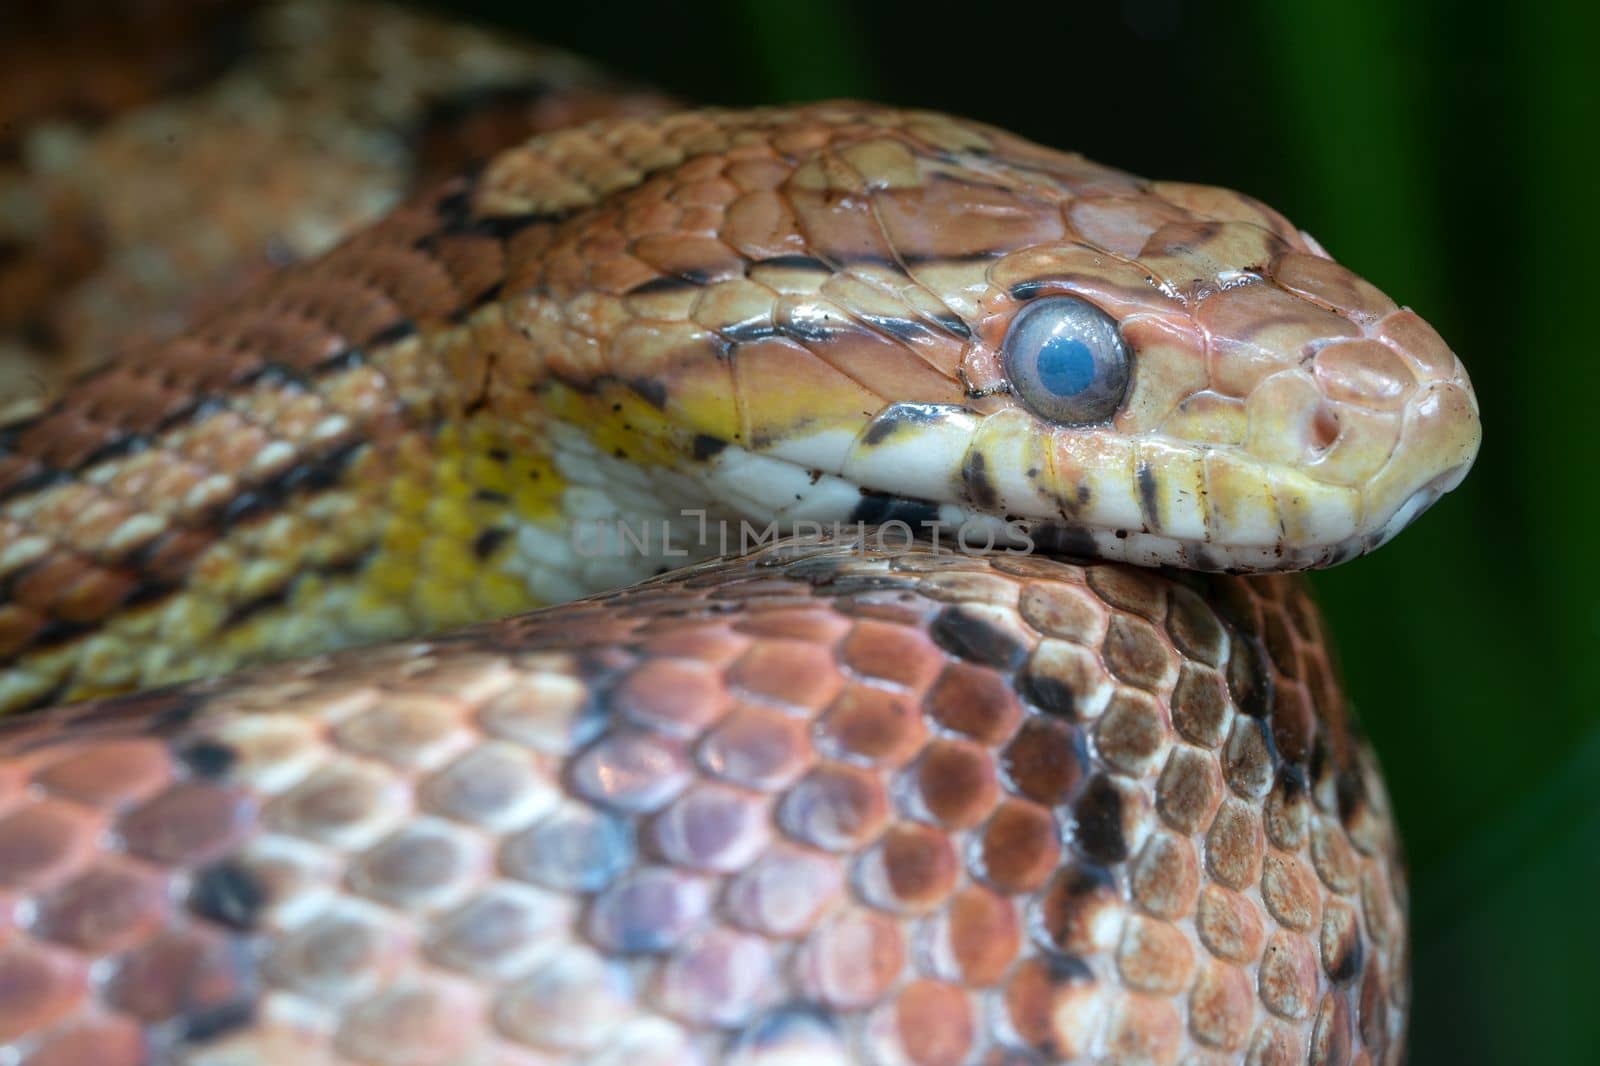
(1002, 296, 1131, 425)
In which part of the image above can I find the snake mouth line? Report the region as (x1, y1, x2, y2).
(1365, 461, 1469, 552)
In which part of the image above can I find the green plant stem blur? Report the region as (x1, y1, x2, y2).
(442, 1, 1597, 1059)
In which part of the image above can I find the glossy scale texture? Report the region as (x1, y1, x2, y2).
(0, 100, 1478, 713)
(0, 538, 1405, 1064)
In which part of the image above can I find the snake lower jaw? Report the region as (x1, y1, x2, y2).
(1363, 460, 1472, 554)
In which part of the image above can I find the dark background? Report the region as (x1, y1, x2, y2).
(430, 2, 1593, 1060)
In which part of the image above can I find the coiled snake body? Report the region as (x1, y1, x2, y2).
(0, 6, 1480, 1064)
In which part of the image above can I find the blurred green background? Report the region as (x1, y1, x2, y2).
(459, 1, 1596, 1060)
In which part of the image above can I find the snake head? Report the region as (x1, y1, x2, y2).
(497, 104, 1479, 571)
(945, 167, 1483, 571)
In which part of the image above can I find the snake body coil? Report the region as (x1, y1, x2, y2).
(0, 8, 1479, 1064)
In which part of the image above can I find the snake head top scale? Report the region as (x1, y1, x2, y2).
(478, 103, 1480, 572)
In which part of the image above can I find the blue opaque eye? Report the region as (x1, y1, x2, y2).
(1002, 296, 1130, 424)
(1036, 337, 1097, 396)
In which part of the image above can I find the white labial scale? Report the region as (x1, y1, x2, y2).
(761, 426, 857, 473)
(841, 404, 974, 502)
(1133, 438, 1209, 542)
(706, 449, 828, 515)
(704, 447, 865, 525)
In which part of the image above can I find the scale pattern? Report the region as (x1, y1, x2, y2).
(0, 538, 1406, 1064)
(0, 0, 674, 411)
(0, 102, 1479, 713)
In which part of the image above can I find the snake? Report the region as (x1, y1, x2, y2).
(0, 4, 1481, 1064)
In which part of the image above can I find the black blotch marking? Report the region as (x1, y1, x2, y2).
(369, 320, 418, 348)
(1226, 633, 1273, 719)
(832, 251, 903, 272)
(178, 740, 236, 779)
(188, 857, 267, 928)
(218, 491, 268, 527)
(0, 467, 70, 503)
(962, 450, 1000, 510)
(861, 420, 899, 447)
(630, 377, 668, 409)
(432, 171, 573, 240)
(1008, 280, 1052, 301)
(859, 314, 927, 344)
(210, 551, 370, 642)
(72, 432, 152, 471)
(1040, 862, 1118, 961)
(932, 311, 974, 339)
(278, 441, 364, 497)
(155, 397, 226, 435)
(0, 410, 47, 451)
(55, 686, 212, 735)
(1071, 774, 1127, 862)
(850, 491, 939, 528)
(474, 488, 510, 504)
(627, 274, 703, 296)
(181, 996, 257, 1044)
(28, 617, 97, 648)
(487, 447, 510, 462)
(1041, 952, 1095, 985)
(124, 532, 175, 572)
(1136, 460, 1160, 526)
(234, 361, 309, 391)
(1325, 917, 1364, 985)
(904, 247, 1006, 268)
(1276, 764, 1308, 802)
(1335, 767, 1366, 826)
(464, 212, 563, 240)
(1024, 521, 1100, 560)
(1020, 666, 1076, 719)
(314, 346, 366, 373)
(718, 320, 781, 344)
(221, 584, 294, 628)
(750, 254, 831, 273)
(434, 185, 474, 228)
(213, 438, 364, 530)
(123, 577, 182, 608)
(1307, 737, 1330, 793)
(473, 527, 509, 559)
(776, 311, 836, 344)
(418, 79, 557, 129)
(692, 434, 727, 460)
(930, 606, 1025, 670)
(859, 403, 951, 446)
(469, 281, 504, 311)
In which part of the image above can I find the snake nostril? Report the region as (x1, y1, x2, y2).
(1310, 403, 1340, 453)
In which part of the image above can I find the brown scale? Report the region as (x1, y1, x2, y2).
(0, 536, 1406, 1063)
(0, 0, 677, 409)
(0, 171, 549, 684)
